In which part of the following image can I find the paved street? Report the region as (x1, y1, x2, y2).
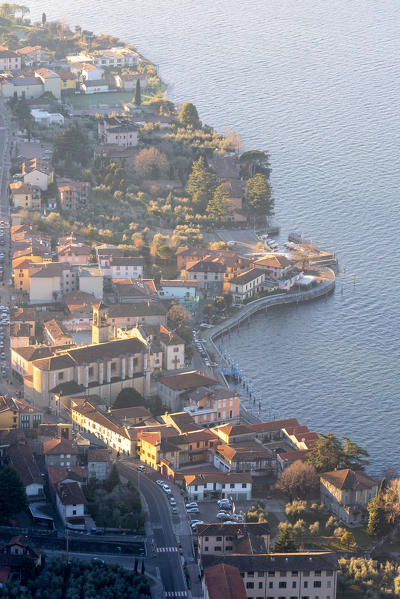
(118, 462, 188, 598)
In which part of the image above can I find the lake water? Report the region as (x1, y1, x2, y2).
(27, 0, 400, 474)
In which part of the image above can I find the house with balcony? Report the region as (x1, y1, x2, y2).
(214, 441, 276, 476)
(183, 386, 240, 427)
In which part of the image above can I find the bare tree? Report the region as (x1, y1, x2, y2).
(277, 461, 320, 500)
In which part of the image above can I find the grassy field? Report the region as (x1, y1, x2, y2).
(64, 90, 154, 109)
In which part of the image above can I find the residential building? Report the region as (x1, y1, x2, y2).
(113, 278, 157, 303)
(197, 522, 270, 554)
(0, 396, 41, 429)
(55, 481, 86, 529)
(79, 63, 105, 81)
(248, 419, 300, 443)
(186, 260, 226, 298)
(282, 424, 319, 451)
(100, 256, 144, 279)
(87, 448, 110, 480)
(43, 319, 74, 346)
(254, 254, 294, 279)
(230, 268, 265, 303)
(8, 439, 44, 498)
(183, 386, 240, 427)
(71, 401, 134, 455)
(92, 47, 139, 67)
(158, 279, 199, 312)
(109, 406, 152, 425)
(0, 536, 42, 586)
(158, 370, 217, 412)
(22, 158, 53, 191)
(57, 70, 77, 93)
(9, 181, 41, 211)
(57, 178, 91, 211)
(320, 469, 378, 526)
(203, 563, 246, 599)
(102, 124, 139, 147)
(81, 79, 109, 94)
(10, 322, 34, 348)
(31, 109, 64, 126)
(25, 336, 151, 408)
(28, 262, 74, 303)
(176, 247, 212, 271)
(161, 411, 201, 434)
(0, 49, 21, 70)
(34, 68, 61, 99)
(75, 265, 103, 299)
(211, 423, 254, 445)
(184, 472, 252, 502)
(57, 243, 91, 265)
(16, 45, 52, 65)
(43, 438, 80, 467)
(47, 465, 87, 501)
(0, 75, 44, 99)
(113, 72, 148, 90)
(128, 324, 185, 371)
(92, 302, 167, 340)
(214, 441, 276, 475)
(11, 345, 56, 381)
(200, 552, 338, 599)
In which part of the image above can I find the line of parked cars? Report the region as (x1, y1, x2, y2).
(193, 330, 211, 367)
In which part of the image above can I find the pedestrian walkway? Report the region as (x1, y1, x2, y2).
(164, 592, 187, 597)
(156, 546, 178, 553)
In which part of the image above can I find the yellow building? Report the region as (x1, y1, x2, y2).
(12, 256, 43, 293)
(0, 396, 42, 429)
(58, 70, 78, 92)
(9, 181, 41, 210)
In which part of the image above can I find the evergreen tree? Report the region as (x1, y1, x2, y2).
(53, 126, 90, 166)
(308, 433, 369, 473)
(178, 102, 201, 129)
(274, 525, 297, 553)
(367, 496, 387, 536)
(246, 173, 274, 217)
(113, 387, 145, 409)
(186, 156, 218, 211)
(104, 462, 120, 493)
(42, 12, 46, 26)
(0, 466, 28, 523)
(239, 150, 271, 179)
(206, 183, 230, 221)
(134, 79, 141, 106)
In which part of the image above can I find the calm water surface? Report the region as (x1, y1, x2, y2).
(28, 0, 400, 473)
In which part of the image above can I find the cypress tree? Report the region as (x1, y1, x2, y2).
(134, 79, 141, 106)
(274, 525, 298, 553)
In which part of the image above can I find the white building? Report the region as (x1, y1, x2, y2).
(101, 256, 144, 279)
(55, 481, 87, 529)
(92, 47, 139, 67)
(31, 109, 64, 126)
(183, 472, 252, 501)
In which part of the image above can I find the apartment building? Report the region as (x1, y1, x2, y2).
(57, 178, 91, 211)
(0, 396, 42, 429)
(9, 181, 41, 210)
(197, 523, 270, 555)
(183, 386, 240, 426)
(183, 472, 252, 501)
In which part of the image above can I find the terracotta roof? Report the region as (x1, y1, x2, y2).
(204, 564, 246, 599)
(8, 442, 43, 487)
(56, 481, 86, 505)
(255, 254, 292, 269)
(159, 370, 216, 391)
(213, 423, 253, 437)
(43, 438, 79, 456)
(159, 279, 198, 288)
(201, 552, 339, 573)
(47, 466, 87, 487)
(187, 260, 226, 273)
(229, 268, 265, 286)
(13, 345, 54, 362)
(87, 448, 110, 463)
(216, 441, 274, 463)
(249, 418, 300, 433)
(321, 469, 378, 491)
(35, 68, 59, 79)
(107, 302, 167, 318)
(110, 406, 152, 421)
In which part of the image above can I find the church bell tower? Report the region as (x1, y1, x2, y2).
(91, 302, 110, 345)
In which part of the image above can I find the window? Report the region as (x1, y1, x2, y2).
(279, 582, 287, 589)
(280, 572, 287, 577)
(314, 571, 321, 577)
(204, 547, 208, 552)
(72, 510, 76, 515)
(247, 572, 254, 578)
(58, 372, 64, 381)
(268, 572, 275, 577)
(303, 571, 310, 577)
(292, 571, 298, 577)
(242, 483, 247, 488)
(313, 581, 321, 588)
(226, 546, 232, 551)
(258, 582, 263, 589)
(173, 347, 179, 352)
(292, 581, 297, 588)
(304, 582, 308, 588)
(268, 582, 274, 589)
(205, 537, 209, 541)
(214, 546, 221, 551)
(216, 536, 222, 541)
(246, 583, 254, 589)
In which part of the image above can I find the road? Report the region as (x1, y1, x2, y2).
(118, 462, 188, 597)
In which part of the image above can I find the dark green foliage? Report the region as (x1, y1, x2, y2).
(134, 79, 141, 106)
(0, 557, 150, 598)
(0, 466, 28, 523)
(367, 496, 387, 536)
(8, 95, 33, 132)
(113, 387, 145, 409)
(178, 102, 201, 129)
(86, 477, 144, 531)
(206, 183, 230, 221)
(104, 462, 120, 492)
(246, 173, 274, 216)
(274, 525, 298, 553)
(186, 156, 218, 211)
(41, 12, 46, 25)
(53, 126, 90, 167)
(239, 150, 271, 179)
(307, 433, 369, 472)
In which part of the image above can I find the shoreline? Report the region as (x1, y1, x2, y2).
(201, 267, 336, 423)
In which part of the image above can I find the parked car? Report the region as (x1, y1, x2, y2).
(186, 507, 200, 513)
(185, 502, 198, 509)
(217, 512, 232, 521)
(156, 480, 164, 486)
(171, 507, 178, 515)
(162, 485, 171, 494)
(169, 497, 177, 506)
(136, 465, 145, 472)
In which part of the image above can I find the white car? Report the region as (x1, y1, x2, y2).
(169, 497, 177, 506)
(156, 480, 164, 486)
(217, 512, 232, 520)
(163, 485, 171, 494)
(185, 502, 198, 509)
(186, 507, 200, 513)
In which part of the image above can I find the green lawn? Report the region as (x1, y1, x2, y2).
(64, 90, 154, 109)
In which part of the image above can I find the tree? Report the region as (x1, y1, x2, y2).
(41, 11, 46, 25)
(277, 461, 320, 500)
(167, 304, 191, 329)
(239, 150, 271, 179)
(309, 521, 320, 536)
(246, 173, 274, 217)
(274, 524, 297, 553)
(134, 147, 168, 179)
(134, 79, 141, 106)
(206, 183, 230, 221)
(0, 466, 28, 523)
(113, 387, 146, 409)
(341, 531, 356, 551)
(367, 496, 387, 537)
(179, 102, 201, 129)
(307, 433, 369, 472)
(54, 126, 90, 166)
(186, 156, 218, 211)
(104, 462, 120, 493)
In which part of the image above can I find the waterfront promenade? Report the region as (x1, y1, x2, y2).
(201, 268, 336, 422)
